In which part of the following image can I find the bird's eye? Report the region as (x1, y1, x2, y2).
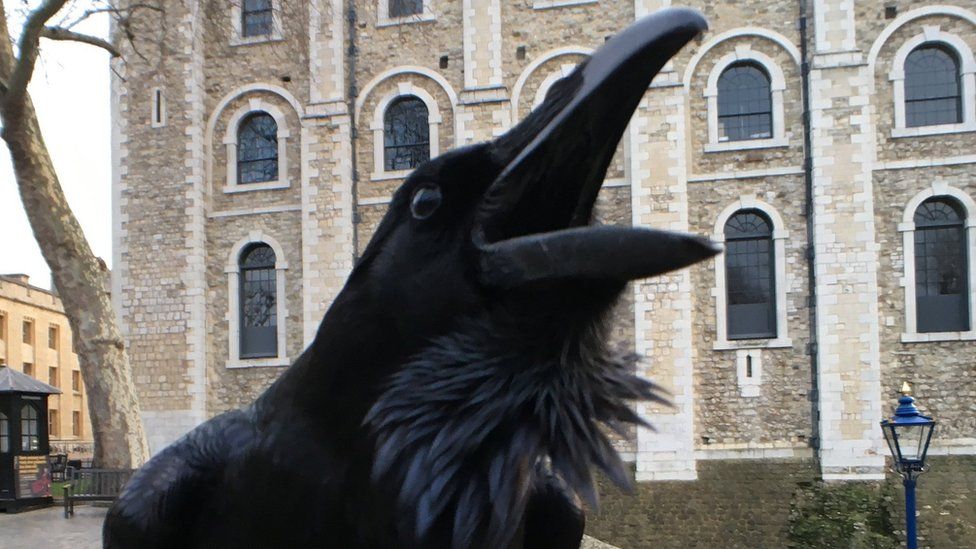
(410, 185, 442, 220)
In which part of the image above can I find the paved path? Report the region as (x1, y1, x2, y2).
(0, 504, 621, 548)
(0, 504, 106, 549)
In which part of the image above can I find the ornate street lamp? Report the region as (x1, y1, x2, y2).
(880, 382, 935, 549)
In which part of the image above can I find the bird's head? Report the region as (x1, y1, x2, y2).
(335, 8, 713, 548)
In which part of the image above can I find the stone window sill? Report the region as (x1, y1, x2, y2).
(704, 137, 789, 153)
(533, 0, 598, 9)
(223, 180, 290, 194)
(371, 170, 411, 182)
(377, 13, 436, 28)
(227, 357, 290, 369)
(713, 337, 792, 351)
(230, 34, 284, 47)
(901, 331, 976, 343)
(891, 122, 976, 138)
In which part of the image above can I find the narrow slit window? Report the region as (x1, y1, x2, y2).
(152, 88, 165, 127)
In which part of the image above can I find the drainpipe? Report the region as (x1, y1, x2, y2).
(347, 0, 360, 260)
(798, 0, 821, 460)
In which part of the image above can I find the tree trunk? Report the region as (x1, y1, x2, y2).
(0, 2, 149, 469)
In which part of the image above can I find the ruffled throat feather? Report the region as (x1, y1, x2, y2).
(365, 312, 665, 549)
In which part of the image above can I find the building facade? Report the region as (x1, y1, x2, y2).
(114, 0, 976, 489)
(0, 275, 94, 456)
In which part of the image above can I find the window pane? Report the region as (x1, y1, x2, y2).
(390, 0, 423, 18)
(242, 0, 273, 37)
(725, 211, 777, 339)
(0, 412, 8, 453)
(238, 113, 278, 184)
(914, 198, 969, 332)
(905, 45, 962, 127)
(240, 244, 278, 358)
(20, 404, 39, 452)
(718, 63, 773, 142)
(384, 97, 430, 171)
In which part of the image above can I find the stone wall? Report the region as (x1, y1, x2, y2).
(115, 0, 976, 478)
(587, 459, 821, 548)
(587, 456, 976, 548)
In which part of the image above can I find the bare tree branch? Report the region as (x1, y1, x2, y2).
(5, 0, 71, 108)
(61, 2, 163, 31)
(41, 25, 120, 56)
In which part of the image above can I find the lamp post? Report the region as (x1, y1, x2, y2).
(880, 382, 935, 549)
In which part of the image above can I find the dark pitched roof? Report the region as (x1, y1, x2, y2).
(0, 365, 62, 395)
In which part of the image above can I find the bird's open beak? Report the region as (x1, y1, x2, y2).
(475, 8, 719, 289)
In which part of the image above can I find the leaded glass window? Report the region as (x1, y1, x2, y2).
(389, 0, 423, 18)
(914, 198, 969, 332)
(905, 45, 962, 128)
(0, 412, 8, 453)
(240, 244, 278, 358)
(718, 62, 773, 142)
(238, 112, 278, 184)
(384, 96, 430, 171)
(242, 0, 273, 38)
(725, 211, 776, 339)
(20, 404, 39, 452)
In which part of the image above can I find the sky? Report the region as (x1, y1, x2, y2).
(0, 4, 111, 290)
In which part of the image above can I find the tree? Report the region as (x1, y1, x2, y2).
(0, 0, 152, 468)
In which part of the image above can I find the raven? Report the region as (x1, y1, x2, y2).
(105, 8, 713, 549)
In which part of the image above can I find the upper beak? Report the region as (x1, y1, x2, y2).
(475, 8, 718, 289)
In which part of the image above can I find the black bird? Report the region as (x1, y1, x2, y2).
(105, 9, 713, 549)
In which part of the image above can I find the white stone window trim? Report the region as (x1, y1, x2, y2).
(511, 47, 592, 120)
(377, 0, 435, 27)
(150, 87, 166, 128)
(703, 46, 789, 153)
(532, 0, 597, 10)
(898, 182, 976, 343)
(225, 232, 290, 369)
(889, 26, 976, 139)
(230, 0, 284, 46)
(711, 196, 793, 351)
(532, 62, 629, 186)
(370, 83, 442, 181)
(222, 99, 291, 193)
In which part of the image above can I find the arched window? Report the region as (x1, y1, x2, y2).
(914, 197, 969, 332)
(905, 44, 962, 128)
(717, 62, 773, 142)
(384, 96, 430, 171)
(239, 244, 278, 358)
(389, 0, 423, 18)
(0, 412, 9, 453)
(242, 0, 273, 37)
(20, 404, 39, 452)
(725, 210, 776, 339)
(237, 112, 278, 184)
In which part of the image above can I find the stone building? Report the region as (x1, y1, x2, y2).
(113, 0, 976, 544)
(0, 275, 94, 456)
